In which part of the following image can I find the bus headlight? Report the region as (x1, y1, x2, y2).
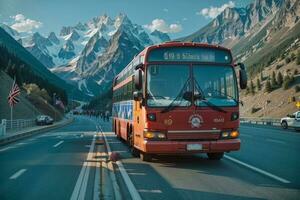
(144, 131, 166, 140)
(230, 130, 239, 138)
(221, 130, 239, 139)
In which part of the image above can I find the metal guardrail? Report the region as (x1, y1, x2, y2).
(6, 119, 36, 130)
(240, 117, 281, 126)
(0, 120, 6, 136)
(0, 119, 36, 137)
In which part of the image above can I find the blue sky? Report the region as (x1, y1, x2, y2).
(0, 0, 253, 38)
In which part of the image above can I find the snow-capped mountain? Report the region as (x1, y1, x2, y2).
(5, 14, 170, 97)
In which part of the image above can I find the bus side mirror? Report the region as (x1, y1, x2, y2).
(133, 91, 143, 101)
(237, 63, 247, 89)
(134, 69, 143, 90)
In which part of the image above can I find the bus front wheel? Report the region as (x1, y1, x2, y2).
(140, 153, 152, 162)
(207, 152, 224, 160)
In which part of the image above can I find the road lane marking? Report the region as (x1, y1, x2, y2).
(53, 140, 64, 148)
(70, 135, 96, 200)
(9, 169, 27, 179)
(100, 125, 142, 200)
(128, 173, 146, 176)
(138, 189, 162, 193)
(225, 155, 291, 184)
(0, 147, 12, 152)
(266, 138, 286, 145)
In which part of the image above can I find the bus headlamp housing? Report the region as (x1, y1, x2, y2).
(147, 113, 156, 121)
(144, 131, 166, 140)
(231, 112, 239, 121)
(221, 130, 239, 139)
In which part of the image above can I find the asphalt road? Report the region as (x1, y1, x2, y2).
(1, 116, 299, 200)
(99, 120, 300, 200)
(0, 116, 103, 200)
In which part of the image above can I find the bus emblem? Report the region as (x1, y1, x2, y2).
(164, 118, 173, 126)
(188, 114, 203, 128)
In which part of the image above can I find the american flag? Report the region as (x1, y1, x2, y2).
(7, 79, 20, 107)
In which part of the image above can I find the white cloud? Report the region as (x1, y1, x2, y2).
(197, 1, 235, 19)
(10, 14, 42, 33)
(163, 8, 169, 12)
(144, 19, 182, 33)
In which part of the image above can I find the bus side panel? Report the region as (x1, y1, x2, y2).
(133, 100, 146, 151)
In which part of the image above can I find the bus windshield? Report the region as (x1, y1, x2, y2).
(147, 65, 191, 107)
(193, 65, 238, 107)
(147, 64, 238, 107)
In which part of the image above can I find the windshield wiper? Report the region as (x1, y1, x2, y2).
(194, 78, 227, 113)
(161, 77, 192, 113)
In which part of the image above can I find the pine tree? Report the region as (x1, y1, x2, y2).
(256, 78, 261, 91)
(297, 50, 300, 65)
(277, 72, 283, 86)
(250, 80, 255, 95)
(265, 80, 272, 93)
(283, 75, 291, 90)
(271, 71, 277, 88)
(260, 72, 264, 81)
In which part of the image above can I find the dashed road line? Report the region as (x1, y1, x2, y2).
(138, 189, 162, 193)
(70, 135, 96, 200)
(99, 125, 142, 200)
(0, 147, 12, 152)
(225, 155, 290, 184)
(9, 169, 27, 180)
(53, 140, 64, 148)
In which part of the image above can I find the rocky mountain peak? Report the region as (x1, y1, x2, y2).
(74, 22, 87, 31)
(69, 30, 80, 41)
(60, 26, 73, 36)
(32, 32, 52, 47)
(150, 30, 171, 42)
(48, 32, 59, 44)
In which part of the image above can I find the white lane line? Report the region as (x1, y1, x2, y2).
(138, 189, 162, 193)
(266, 138, 286, 145)
(70, 135, 96, 200)
(128, 173, 146, 176)
(225, 155, 290, 184)
(53, 140, 64, 148)
(9, 169, 27, 180)
(0, 147, 12, 152)
(100, 125, 142, 200)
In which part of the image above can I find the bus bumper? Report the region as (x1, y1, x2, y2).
(141, 139, 240, 154)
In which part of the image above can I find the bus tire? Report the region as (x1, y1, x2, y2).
(131, 147, 140, 157)
(207, 152, 224, 160)
(140, 153, 152, 162)
(281, 121, 288, 129)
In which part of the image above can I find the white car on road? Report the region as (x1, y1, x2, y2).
(281, 111, 300, 130)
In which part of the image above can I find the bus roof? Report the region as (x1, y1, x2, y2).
(142, 41, 231, 55)
(115, 42, 232, 83)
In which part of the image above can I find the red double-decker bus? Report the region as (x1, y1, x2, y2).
(112, 42, 247, 161)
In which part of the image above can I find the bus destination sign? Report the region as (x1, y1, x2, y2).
(148, 47, 232, 64)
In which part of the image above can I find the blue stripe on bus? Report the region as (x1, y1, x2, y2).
(112, 100, 133, 120)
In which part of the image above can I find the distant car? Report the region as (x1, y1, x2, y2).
(280, 111, 300, 130)
(36, 115, 54, 125)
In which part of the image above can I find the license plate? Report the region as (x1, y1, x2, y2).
(187, 144, 202, 151)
